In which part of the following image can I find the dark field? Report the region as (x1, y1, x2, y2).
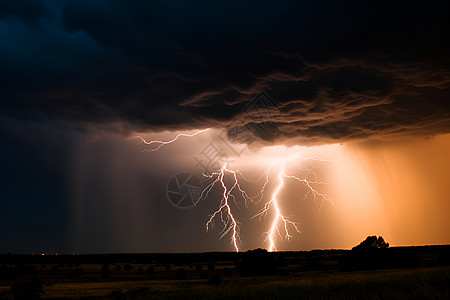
(1, 245, 449, 299)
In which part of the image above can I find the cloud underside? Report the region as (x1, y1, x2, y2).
(1, 0, 450, 145)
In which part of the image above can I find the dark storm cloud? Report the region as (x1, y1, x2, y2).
(1, 0, 450, 144)
(0, 0, 49, 23)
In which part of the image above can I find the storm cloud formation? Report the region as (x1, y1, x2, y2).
(1, 0, 450, 144)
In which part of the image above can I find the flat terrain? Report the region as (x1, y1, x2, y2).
(1, 246, 449, 299)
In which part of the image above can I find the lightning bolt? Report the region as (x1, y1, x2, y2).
(192, 161, 240, 251)
(137, 128, 210, 152)
(254, 157, 333, 252)
(137, 129, 264, 252)
(196, 155, 331, 252)
(138, 129, 333, 252)
(196, 161, 256, 252)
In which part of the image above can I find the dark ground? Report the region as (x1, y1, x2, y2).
(1, 245, 449, 299)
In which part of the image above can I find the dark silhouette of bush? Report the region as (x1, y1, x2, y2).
(236, 248, 277, 276)
(101, 263, 110, 272)
(352, 235, 389, 250)
(146, 267, 155, 276)
(123, 264, 132, 271)
(101, 264, 110, 278)
(207, 263, 215, 270)
(9, 279, 46, 300)
(175, 268, 187, 280)
(195, 264, 203, 271)
(137, 267, 143, 273)
(165, 265, 171, 271)
(340, 236, 421, 271)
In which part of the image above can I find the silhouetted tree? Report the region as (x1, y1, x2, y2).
(236, 248, 277, 276)
(352, 236, 389, 250)
(101, 263, 110, 272)
(123, 264, 132, 271)
(340, 235, 399, 271)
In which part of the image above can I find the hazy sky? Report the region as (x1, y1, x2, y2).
(1, 0, 450, 253)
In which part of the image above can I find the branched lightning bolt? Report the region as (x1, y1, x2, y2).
(137, 129, 267, 252)
(138, 129, 333, 252)
(194, 163, 278, 252)
(196, 161, 241, 252)
(254, 162, 300, 252)
(254, 157, 333, 252)
(236, 169, 271, 205)
(137, 128, 210, 152)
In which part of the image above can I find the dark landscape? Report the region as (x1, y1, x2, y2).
(1, 242, 450, 299)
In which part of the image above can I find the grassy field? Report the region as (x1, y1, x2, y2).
(0, 266, 447, 299)
(157, 267, 450, 300)
(1, 247, 449, 299)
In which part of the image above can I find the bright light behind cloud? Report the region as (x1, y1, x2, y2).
(329, 145, 389, 248)
(70, 128, 450, 252)
(132, 128, 360, 250)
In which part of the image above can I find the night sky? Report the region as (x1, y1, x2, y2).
(1, 0, 450, 254)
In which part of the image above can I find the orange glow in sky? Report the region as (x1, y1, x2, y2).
(87, 129, 450, 252)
